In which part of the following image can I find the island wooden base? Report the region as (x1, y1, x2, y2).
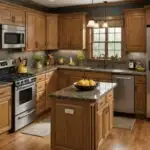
(51, 90, 114, 150)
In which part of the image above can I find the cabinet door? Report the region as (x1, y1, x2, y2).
(46, 14, 58, 50)
(102, 104, 110, 138)
(46, 71, 58, 109)
(0, 97, 11, 134)
(95, 109, 104, 150)
(70, 15, 85, 49)
(11, 9, 25, 26)
(135, 84, 146, 116)
(58, 16, 71, 49)
(36, 14, 46, 50)
(125, 9, 146, 52)
(26, 12, 36, 51)
(0, 6, 12, 24)
(55, 103, 84, 149)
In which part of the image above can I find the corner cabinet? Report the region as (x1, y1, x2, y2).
(26, 12, 46, 51)
(46, 14, 58, 50)
(58, 13, 86, 50)
(124, 9, 146, 52)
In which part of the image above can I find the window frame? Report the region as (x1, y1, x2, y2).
(90, 26, 124, 61)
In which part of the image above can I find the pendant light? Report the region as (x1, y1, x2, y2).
(87, 0, 96, 28)
(102, 1, 108, 28)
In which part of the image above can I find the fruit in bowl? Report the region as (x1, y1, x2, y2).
(74, 79, 98, 91)
(77, 79, 96, 86)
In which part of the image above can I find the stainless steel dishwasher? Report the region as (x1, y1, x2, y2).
(113, 75, 134, 114)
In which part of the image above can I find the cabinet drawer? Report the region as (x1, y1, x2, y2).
(36, 91, 46, 103)
(0, 86, 11, 99)
(59, 70, 84, 77)
(135, 76, 146, 84)
(85, 72, 112, 80)
(106, 91, 113, 102)
(96, 96, 106, 111)
(36, 74, 45, 82)
(37, 81, 46, 92)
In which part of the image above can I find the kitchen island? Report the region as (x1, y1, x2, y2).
(50, 82, 117, 150)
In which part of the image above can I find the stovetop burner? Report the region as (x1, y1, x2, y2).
(0, 73, 35, 82)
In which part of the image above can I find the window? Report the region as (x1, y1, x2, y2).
(92, 27, 122, 60)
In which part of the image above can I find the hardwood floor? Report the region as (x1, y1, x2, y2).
(0, 119, 150, 150)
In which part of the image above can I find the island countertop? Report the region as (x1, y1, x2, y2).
(49, 82, 117, 102)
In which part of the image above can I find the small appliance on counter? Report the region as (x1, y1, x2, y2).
(128, 60, 135, 70)
(0, 59, 36, 131)
(46, 54, 54, 66)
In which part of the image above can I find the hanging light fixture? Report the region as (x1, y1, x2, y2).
(87, 0, 96, 28)
(94, 22, 99, 28)
(102, 1, 108, 28)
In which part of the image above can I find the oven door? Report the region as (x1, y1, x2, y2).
(15, 82, 36, 115)
(2, 29, 25, 49)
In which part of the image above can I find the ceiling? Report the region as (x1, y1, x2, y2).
(31, 0, 134, 8)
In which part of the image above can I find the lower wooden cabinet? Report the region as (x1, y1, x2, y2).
(51, 90, 114, 150)
(0, 86, 12, 134)
(135, 76, 146, 118)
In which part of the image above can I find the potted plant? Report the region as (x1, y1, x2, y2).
(77, 51, 85, 66)
(33, 55, 43, 69)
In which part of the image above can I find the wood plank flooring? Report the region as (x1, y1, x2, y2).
(0, 119, 150, 150)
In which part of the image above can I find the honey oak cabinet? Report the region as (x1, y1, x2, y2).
(124, 9, 146, 52)
(46, 14, 58, 50)
(26, 12, 46, 51)
(0, 5, 25, 26)
(26, 12, 36, 51)
(35, 14, 46, 50)
(135, 76, 146, 118)
(51, 90, 114, 150)
(58, 13, 86, 50)
(0, 86, 12, 134)
(46, 71, 58, 110)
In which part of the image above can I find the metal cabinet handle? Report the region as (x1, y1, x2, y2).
(18, 110, 35, 119)
(115, 77, 132, 80)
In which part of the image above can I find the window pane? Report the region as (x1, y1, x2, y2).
(94, 34, 99, 42)
(100, 34, 105, 41)
(108, 51, 115, 58)
(108, 28, 115, 33)
(108, 43, 115, 50)
(115, 51, 121, 58)
(115, 27, 121, 33)
(93, 29, 99, 34)
(99, 43, 105, 49)
(99, 28, 106, 33)
(108, 34, 115, 41)
(93, 43, 99, 50)
(115, 43, 121, 50)
(115, 33, 121, 42)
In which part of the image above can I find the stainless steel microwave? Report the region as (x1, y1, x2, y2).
(0, 24, 25, 49)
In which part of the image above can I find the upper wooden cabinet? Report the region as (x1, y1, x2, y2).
(26, 12, 46, 51)
(0, 6, 25, 26)
(35, 14, 46, 50)
(124, 9, 146, 52)
(46, 14, 58, 50)
(58, 13, 86, 50)
(26, 12, 36, 51)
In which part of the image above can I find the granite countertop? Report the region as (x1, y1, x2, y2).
(49, 82, 117, 102)
(28, 65, 146, 76)
(57, 65, 146, 76)
(0, 81, 13, 87)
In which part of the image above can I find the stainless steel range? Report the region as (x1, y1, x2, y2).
(0, 59, 36, 131)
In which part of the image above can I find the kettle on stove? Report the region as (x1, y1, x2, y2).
(17, 57, 28, 73)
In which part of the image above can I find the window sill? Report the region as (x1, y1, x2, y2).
(87, 58, 126, 63)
